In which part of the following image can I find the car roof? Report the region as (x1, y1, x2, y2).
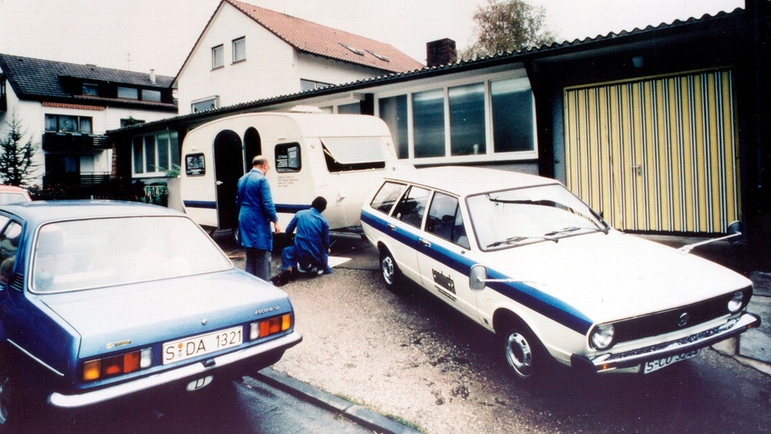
(384, 166, 560, 196)
(0, 185, 29, 193)
(0, 200, 183, 227)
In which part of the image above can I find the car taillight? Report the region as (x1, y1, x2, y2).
(82, 348, 152, 382)
(249, 314, 292, 340)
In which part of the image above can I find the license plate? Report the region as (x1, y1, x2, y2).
(643, 348, 700, 374)
(163, 326, 243, 365)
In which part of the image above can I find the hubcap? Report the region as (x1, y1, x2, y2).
(505, 332, 533, 378)
(0, 376, 9, 425)
(381, 256, 395, 285)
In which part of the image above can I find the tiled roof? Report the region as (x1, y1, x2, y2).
(113, 7, 744, 134)
(0, 53, 174, 102)
(224, 0, 424, 73)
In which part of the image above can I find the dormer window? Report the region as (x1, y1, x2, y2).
(82, 83, 99, 96)
(118, 87, 139, 100)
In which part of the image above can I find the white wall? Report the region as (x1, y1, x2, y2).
(174, 2, 389, 116)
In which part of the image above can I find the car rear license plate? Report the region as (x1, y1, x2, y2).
(163, 326, 243, 365)
(643, 348, 700, 374)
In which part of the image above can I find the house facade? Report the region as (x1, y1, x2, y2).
(0, 54, 177, 190)
(109, 1, 771, 266)
(173, 0, 423, 117)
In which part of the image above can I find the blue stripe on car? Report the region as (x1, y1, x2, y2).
(361, 209, 593, 335)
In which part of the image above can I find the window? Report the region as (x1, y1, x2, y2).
(45, 115, 93, 133)
(300, 79, 332, 92)
(379, 95, 408, 159)
(412, 89, 445, 158)
(370, 182, 407, 215)
(491, 78, 535, 153)
(185, 153, 205, 176)
(142, 89, 161, 102)
(131, 131, 180, 176)
(449, 83, 486, 156)
(337, 103, 360, 114)
(118, 87, 138, 100)
(426, 192, 469, 249)
(212, 45, 224, 69)
(377, 74, 536, 162)
(192, 97, 219, 113)
(0, 221, 22, 285)
(393, 186, 430, 228)
(275, 143, 301, 173)
(82, 83, 99, 96)
(321, 138, 387, 172)
(232, 37, 246, 63)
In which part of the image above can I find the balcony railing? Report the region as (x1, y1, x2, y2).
(42, 132, 110, 151)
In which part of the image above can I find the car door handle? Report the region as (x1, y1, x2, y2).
(419, 238, 430, 247)
(215, 181, 224, 186)
(387, 224, 396, 231)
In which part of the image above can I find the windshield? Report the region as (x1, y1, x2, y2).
(466, 184, 608, 251)
(32, 216, 232, 293)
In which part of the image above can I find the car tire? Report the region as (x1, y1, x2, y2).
(379, 248, 400, 292)
(499, 321, 548, 381)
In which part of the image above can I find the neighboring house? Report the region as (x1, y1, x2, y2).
(109, 1, 771, 263)
(173, 0, 424, 116)
(0, 53, 177, 189)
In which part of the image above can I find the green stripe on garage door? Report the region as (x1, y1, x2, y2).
(563, 70, 740, 234)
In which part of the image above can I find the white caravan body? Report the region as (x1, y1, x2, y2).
(179, 112, 414, 231)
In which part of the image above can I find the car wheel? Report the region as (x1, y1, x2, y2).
(379, 248, 400, 291)
(0, 371, 17, 428)
(500, 322, 546, 381)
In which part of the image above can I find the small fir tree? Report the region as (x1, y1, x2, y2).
(0, 115, 39, 187)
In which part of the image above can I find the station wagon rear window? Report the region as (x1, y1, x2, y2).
(321, 138, 388, 172)
(370, 181, 407, 214)
(32, 216, 233, 293)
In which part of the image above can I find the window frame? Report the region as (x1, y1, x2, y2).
(212, 44, 224, 69)
(374, 69, 537, 165)
(131, 131, 180, 178)
(44, 114, 93, 134)
(232, 37, 246, 63)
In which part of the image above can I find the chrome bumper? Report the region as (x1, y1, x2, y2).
(49, 331, 302, 408)
(576, 313, 760, 373)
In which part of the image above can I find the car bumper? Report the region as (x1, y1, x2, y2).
(48, 331, 302, 408)
(571, 312, 760, 374)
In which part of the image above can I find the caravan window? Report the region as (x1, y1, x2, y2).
(321, 138, 388, 173)
(276, 143, 301, 173)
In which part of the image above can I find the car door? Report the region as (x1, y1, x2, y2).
(416, 191, 479, 321)
(387, 185, 431, 286)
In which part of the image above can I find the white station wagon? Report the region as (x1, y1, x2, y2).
(361, 167, 760, 380)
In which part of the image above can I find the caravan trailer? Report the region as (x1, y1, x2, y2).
(179, 112, 414, 233)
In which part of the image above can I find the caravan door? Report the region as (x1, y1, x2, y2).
(213, 130, 243, 231)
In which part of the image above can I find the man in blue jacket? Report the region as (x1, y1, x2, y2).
(280, 196, 332, 278)
(236, 155, 281, 280)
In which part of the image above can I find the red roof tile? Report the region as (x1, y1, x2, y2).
(225, 0, 423, 73)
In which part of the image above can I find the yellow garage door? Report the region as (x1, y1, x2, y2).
(564, 70, 740, 234)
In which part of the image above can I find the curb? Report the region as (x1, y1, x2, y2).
(254, 368, 422, 434)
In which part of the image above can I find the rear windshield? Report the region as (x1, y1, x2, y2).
(32, 216, 232, 293)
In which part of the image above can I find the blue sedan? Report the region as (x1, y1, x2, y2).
(0, 200, 301, 424)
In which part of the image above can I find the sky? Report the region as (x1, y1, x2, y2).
(0, 0, 745, 78)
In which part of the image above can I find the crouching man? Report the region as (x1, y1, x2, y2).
(274, 196, 332, 285)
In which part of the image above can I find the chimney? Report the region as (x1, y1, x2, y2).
(150, 69, 156, 84)
(426, 38, 457, 67)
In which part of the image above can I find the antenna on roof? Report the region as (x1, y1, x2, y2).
(127, 52, 131, 71)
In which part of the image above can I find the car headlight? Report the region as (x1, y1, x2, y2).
(727, 289, 749, 314)
(589, 323, 615, 350)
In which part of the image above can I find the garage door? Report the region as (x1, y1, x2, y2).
(563, 70, 740, 234)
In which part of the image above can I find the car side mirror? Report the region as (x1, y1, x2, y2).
(469, 264, 487, 291)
